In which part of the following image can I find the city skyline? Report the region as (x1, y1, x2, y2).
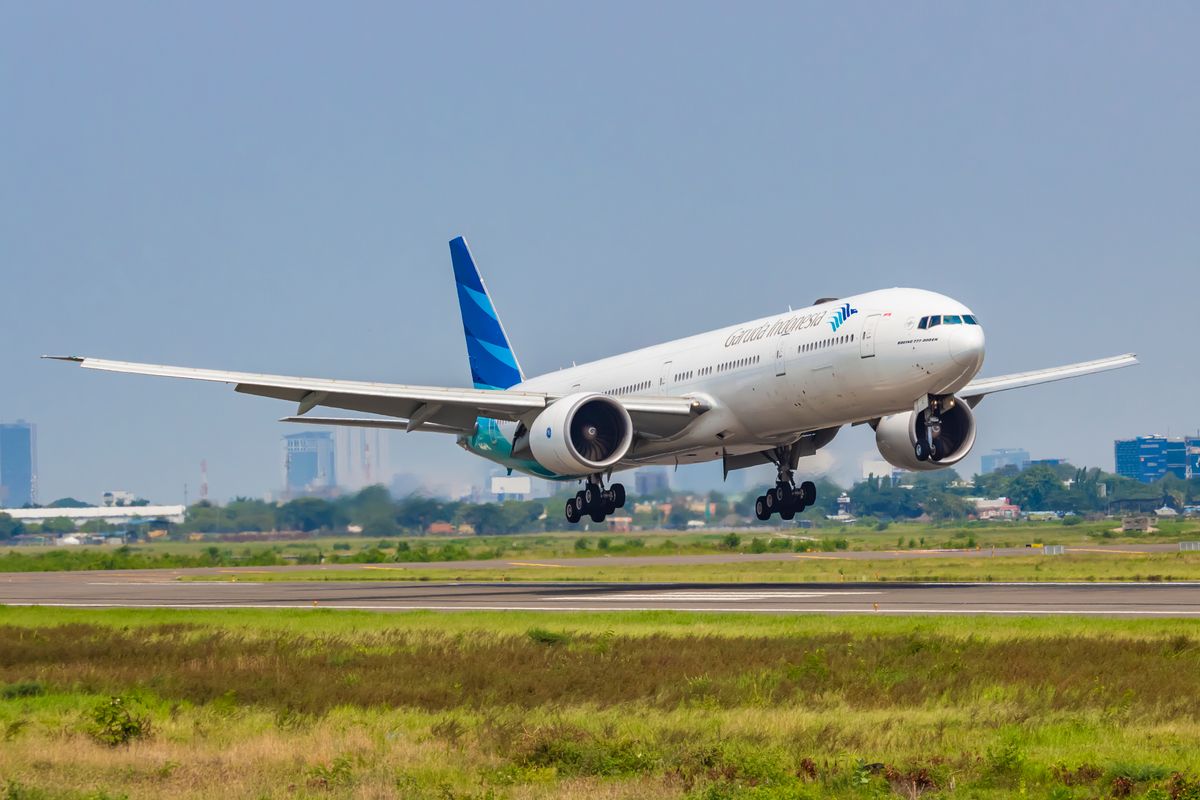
(9, 416, 1200, 508)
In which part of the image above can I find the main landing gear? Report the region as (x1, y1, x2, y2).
(754, 443, 818, 521)
(755, 479, 816, 521)
(564, 477, 627, 524)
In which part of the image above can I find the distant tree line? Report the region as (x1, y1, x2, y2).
(2, 464, 1197, 540)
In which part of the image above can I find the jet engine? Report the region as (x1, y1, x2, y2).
(528, 393, 634, 476)
(875, 395, 977, 471)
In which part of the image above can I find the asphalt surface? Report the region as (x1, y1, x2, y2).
(2, 569, 1198, 615)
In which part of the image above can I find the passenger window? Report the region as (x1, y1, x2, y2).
(943, 315, 961, 325)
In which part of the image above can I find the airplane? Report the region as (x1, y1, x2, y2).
(47, 236, 1137, 525)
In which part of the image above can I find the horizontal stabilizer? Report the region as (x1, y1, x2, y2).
(279, 416, 471, 434)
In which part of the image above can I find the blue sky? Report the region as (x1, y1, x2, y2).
(3, 2, 1197, 503)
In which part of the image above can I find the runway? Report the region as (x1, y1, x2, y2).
(2, 570, 1199, 616)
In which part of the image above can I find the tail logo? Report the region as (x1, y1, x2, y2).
(829, 303, 858, 332)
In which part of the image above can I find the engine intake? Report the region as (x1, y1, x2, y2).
(528, 393, 634, 476)
(875, 395, 977, 471)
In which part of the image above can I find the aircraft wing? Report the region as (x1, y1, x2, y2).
(44, 356, 708, 434)
(960, 353, 1137, 405)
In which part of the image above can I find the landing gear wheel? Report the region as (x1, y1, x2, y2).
(799, 481, 816, 506)
(583, 484, 599, 507)
(780, 509, 796, 520)
(565, 499, 581, 524)
(589, 509, 607, 524)
(764, 491, 777, 512)
(754, 496, 770, 521)
(573, 492, 586, 513)
(774, 484, 793, 506)
(914, 440, 929, 462)
(611, 483, 626, 508)
(603, 498, 616, 515)
(928, 440, 942, 461)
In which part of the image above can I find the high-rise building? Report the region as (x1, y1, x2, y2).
(634, 467, 671, 497)
(0, 421, 37, 508)
(1114, 435, 1190, 483)
(1188, 438, 1200, 477)
(334, 428, 392, 491)
(980, 448, 1030, 474)
(282, 432, 336, 496)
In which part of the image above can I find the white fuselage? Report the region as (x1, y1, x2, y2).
(513, 288, 985, 471)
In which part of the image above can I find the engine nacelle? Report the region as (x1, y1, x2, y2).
(528, 392, 634, 476)
(875, 396, 977, 471)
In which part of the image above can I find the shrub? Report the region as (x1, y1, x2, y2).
(306, 755, 353, 789)
(721, 533, 741, 549)
(88, 696, 151, 747)
(526, 628, 570, 646)
(516, 725, 659, 776)
(574, 537, 589, 551)
(332, 542, 351, 551)
(1, 681, 45, 699)
(430, 717, 467, 746)
(985, 738, 1025, 778)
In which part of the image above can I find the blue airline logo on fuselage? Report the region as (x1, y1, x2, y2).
(829, 304, 858, 332)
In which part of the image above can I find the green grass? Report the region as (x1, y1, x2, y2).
(180, 549, 1200, 584)
(1, 607, 1199, 798)
(4, 519, 1198, 574)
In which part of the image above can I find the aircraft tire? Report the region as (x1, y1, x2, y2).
(755, 496, 770, 521)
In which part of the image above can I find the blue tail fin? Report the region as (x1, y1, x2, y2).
(449, 236, 525, 390)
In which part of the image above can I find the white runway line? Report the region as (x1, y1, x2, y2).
(85, 581, 264, 588)
(5, 601, 1200, 615)
(550, 591, 883, 601)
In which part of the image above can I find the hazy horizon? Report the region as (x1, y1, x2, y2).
(3, 3, 1197, 504)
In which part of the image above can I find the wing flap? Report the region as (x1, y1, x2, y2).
(278, 416, 472, 434)
(45, 356, 705, 432)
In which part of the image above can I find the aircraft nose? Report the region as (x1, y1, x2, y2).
(949, 323, 985, 369)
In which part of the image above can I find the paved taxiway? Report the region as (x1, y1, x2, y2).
(1, 571, 1198, 615)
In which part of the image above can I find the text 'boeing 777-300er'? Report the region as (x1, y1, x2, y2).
(48, 237, 1137, 524)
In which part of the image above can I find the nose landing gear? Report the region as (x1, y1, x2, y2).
(913, 395, 950, 463)
(564, 476, 627, 524)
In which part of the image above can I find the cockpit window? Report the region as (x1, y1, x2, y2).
(928, 315, 941, 327)
(943, 315, 962, 325)
(917, 316, 928, 329)
(963, 314, 978, 325)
